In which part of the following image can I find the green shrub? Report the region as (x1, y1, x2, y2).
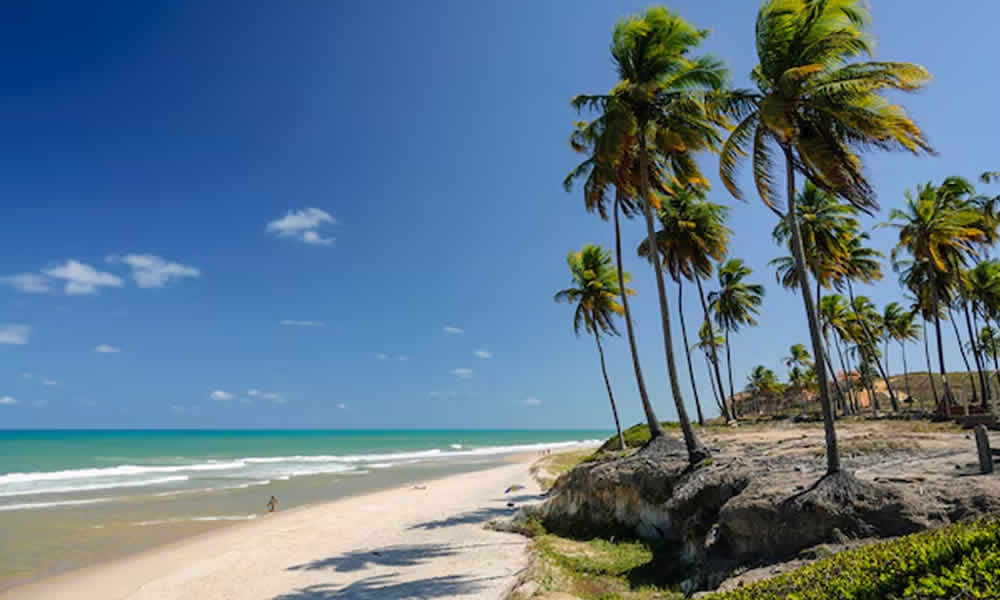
(599, 422, 682, 451)
(709, 518, 1000, 599)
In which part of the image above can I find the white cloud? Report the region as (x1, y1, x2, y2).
(210, 390, 234, 401)
(376, 353, 389, 361)
(45, 260, 123, 295)
(280, 320, 325, 327)
(42, 379, 57, 387)
(474, 349, 492, 359)
(247, 389, 283, 403)
(397, 355, 409, 361)
(0, 396, 16, 405)
(0, 325, 30, 345)
(443, 326, 464, 335)
(0, 273, 51, 294)
(523, 397, 541, 406)
(108, 254, 200, 288)
(451, 368, 473, 379)
(336, 403, 347, 409)
(94, 344, 120, 353)
(266, 208, 336, 246)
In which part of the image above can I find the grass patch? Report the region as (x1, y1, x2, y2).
(531, 533, 683, 600)
(531, 449, 599, 491)
(707, 517, 1000, 599)
(598, 422, 685, 452)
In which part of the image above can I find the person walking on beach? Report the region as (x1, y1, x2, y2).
(267, 496, 278, 513)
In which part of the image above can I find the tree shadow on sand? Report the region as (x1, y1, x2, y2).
(286, 544, 460, 573)
(405, 494, 544, 531)
(273, 573, 507, 599)
(286, 542, 525, 574)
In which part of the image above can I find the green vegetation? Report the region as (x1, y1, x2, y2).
(598, 422, 683, 452)
(708, 518, 1000, 600)
(530, 534, 681, 600)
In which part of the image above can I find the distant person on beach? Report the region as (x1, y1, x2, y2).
(267, 496, 278, 513)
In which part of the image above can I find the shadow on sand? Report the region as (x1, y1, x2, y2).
(406, 494, 545, 530)
(273, 573, 507, 599)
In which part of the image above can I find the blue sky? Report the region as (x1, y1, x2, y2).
(1, 1, 998, 429)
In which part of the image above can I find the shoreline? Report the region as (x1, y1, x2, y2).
(1, 447, 584, 600)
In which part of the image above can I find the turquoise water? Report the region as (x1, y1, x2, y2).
(0, 429, 606, 590)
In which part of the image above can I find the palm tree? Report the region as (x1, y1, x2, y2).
(565, 116, 664, 443)
(573, 7, 730, 463)
(784, 344, 813, 413)
(968, 260, 1000, 397)
(889, 182, 989, 414)
(696, 320, 727, 416)
(820, 294, 857, 415)
(846, 296, 886, 413)
(834, 233, 901, 412)
(883, 302, 921, 404)
(718, 0, 933, 474)
(745, 366, 785, 415)
(639, 184, 733, 423)
(708, 259, 765, 409)
(554, 244, 630, 451)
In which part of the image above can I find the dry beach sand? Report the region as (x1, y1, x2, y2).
(1, 450, 573, 600)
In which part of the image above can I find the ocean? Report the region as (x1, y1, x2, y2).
(0, 429, 606, 591)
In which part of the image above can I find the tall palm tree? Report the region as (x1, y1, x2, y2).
(639, 184, 733, 423)
(889, 182, 988, 414)
(968, 260, 1000, 397)
(554, 244, 630, 451)
(820, 294, 857, 415)
(708, 259, 765, 408)
(573, 7, 730, 463)
(696, 320, 727, 416)
(565, 117, 664, 443)
(884, 302, 921, 403)
(718, 0, 933, 474)
(834, 233, 900, 412)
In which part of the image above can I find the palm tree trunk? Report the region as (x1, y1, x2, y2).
(637, 130, 706, 462)
(930, 274, 953, 417)
(922, 318, 937, 413)
(900, 341, 912, 405)
(783, 147, 838, 474)
(696, 276, 732, 421)
(613, 196, 659, 439)
(990, 318, 1000, 413)
(962, 299, 989, 409)
(823, 339, 844, 419)
(834, 335, 854, 415)
(705, 353, 724, 413)
(593, 329, 626, 451)
(846, 279, 899, 412)
(948, 305, 978, 406)
(725, 329, 735, 414)
(677, 278, 705, 426)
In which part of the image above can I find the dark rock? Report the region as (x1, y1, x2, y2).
(717, 471, 927, 562)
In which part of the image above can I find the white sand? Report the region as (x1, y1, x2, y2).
(2, 455, 554, 600)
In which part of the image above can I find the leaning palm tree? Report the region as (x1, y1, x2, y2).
(572, 7, 730, 462)
(565, 116, 663, 441)
(554, 244, 630, 451)
(708, 258, 765, 406)
(719, 0, 933, 474)
(884, 302, 921, 403)
(639, 183, 733, 423)
(820, 293, 857, 414)
(968, 260, 1000, 396)
(696, 320, 727, 416)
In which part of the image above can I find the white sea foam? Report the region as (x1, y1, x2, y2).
(0, 475, 190, 498)
(0, 461, 246, 485)
(0, 497, 112, 512)
(449, 444, 463, 449)
(133, 514, 257, 526)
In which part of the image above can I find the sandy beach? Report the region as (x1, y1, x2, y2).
(1, 451, 558, 600)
